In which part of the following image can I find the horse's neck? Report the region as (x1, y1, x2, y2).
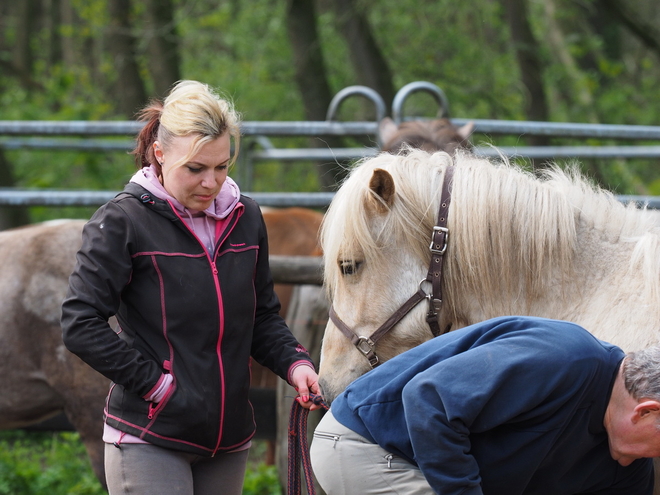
(563, 223, 660, 350)
(454, 219, 660, 352)
(522, 223, 659, 351)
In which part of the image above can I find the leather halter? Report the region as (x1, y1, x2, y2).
(329, 166, 455, 368)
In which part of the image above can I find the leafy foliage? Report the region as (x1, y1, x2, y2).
(1, 0, 660, 208)
(0, 431, 282, 495)
(0, 431, 104, 495)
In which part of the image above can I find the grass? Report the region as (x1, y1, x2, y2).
(0, 430, 281, 495)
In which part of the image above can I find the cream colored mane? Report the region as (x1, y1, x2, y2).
(322, 149, 660, 330)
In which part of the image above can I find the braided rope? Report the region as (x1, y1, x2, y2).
(287, 394, 329, 495)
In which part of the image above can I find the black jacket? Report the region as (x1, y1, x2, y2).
(62, 183, 313, 455)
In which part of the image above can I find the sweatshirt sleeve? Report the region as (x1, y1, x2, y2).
(61, 201, 163, 398)
(400, 334, 596, 495)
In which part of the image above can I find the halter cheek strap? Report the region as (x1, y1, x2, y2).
(425, 165, 454, 335)
(328, 165, 455, 368)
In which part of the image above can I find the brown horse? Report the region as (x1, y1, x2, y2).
(0, 207, 323, 488)
(379, 117, 474, 154)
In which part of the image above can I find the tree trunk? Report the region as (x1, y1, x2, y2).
(502, 0, 550, 148)
(13, 0, 38, 75)
(541, 0, 598, 122)
(0, 151, 30, 230)
(144, 0, 181, 99)
(59, 0, 77, 70)
(329, 0, 396, 112)
(107, 0, 148, 118)
(47, 0, 63, 69)
(285, 0, 347, 189)
(598, 0, 660, 56)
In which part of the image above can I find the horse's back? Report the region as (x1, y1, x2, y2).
(262, 207, 323, 257)
(0, 219, 85, 325)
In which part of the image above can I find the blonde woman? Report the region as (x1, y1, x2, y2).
(62, 80, 320, 494)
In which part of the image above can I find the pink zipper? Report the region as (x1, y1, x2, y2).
(165, 200, 245, 455)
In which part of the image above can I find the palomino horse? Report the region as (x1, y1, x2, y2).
(0, 207, 323, 487)
(318, 149, 660, 403)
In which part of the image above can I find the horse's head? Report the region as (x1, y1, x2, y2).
(379, 117, 474, 155)
(318, 150, 608, 402)
(318, 150, 456, 402)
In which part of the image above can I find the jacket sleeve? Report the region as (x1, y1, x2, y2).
(61, 201, 163, 398)
(248, 209, 314, 381)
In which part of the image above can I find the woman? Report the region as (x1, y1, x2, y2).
(61, 80, 320, 494)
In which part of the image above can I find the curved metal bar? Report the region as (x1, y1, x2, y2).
(392, 81, 451, 124)
(326, 86, 387, 123)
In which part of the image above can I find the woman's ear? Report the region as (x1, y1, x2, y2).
(153, 141, 164, 165)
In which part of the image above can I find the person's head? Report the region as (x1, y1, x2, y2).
(132, 80, 241, 211)
(604, 345, 660, 466)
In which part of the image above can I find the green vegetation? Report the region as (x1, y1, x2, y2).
(0, 430, 281, 495)
(1, 0, 659, 216)
(0, 431, 104, 495)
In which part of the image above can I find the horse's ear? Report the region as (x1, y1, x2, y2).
(378, 118, 399, 149)
(457, 121, 475, 141)
(368, 168, 395, 213)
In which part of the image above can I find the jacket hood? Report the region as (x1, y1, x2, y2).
(130, 164, 241, 220)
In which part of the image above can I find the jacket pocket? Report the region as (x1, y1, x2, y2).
(147, 360, 176, 421)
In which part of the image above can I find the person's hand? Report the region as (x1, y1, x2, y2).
(290, 364, 324, 411)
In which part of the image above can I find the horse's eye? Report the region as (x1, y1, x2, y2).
(339, 260, 362, 276)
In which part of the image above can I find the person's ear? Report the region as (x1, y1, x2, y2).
(632, 400, 660, 423)
(153, 141, 164, 165)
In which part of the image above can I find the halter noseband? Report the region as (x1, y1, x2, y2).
(329, 166, 455, 368)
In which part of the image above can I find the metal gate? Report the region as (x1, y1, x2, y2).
(1, 81, 660, 208)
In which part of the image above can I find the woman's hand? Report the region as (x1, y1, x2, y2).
(290, 365, 324, 411)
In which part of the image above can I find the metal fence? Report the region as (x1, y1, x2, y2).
(1, 82, 660, 208)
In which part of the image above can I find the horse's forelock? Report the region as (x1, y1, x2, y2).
(321, 150, 451, 297)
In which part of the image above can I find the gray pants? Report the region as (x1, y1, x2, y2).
(310, 410, 433, 495)
(104, 442, 249, 495)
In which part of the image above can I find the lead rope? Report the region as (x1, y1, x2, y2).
(287, 394, 329, 495)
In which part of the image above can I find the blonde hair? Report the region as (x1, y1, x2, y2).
(133, 80, 241, 171)
(321, 149, 657, 318)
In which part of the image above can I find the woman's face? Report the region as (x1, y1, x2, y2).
(154, 134, 231, 212)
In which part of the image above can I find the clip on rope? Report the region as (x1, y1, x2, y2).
(287, 394, 328, 495)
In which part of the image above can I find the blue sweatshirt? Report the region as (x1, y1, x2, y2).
(331, 316, 653, 495)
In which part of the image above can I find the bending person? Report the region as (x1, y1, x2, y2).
(311, 315, 658, 494)
(62, 80, 320, 495)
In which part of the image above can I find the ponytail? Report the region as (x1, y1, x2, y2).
(132, 101, 164, 171)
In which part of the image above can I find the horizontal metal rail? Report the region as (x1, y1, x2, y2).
(0, 188, 657, 209)
(0, 189, 335, 208)
(249, 145, 660, 161)
(5, 139, 660, 160)
(2, 119, 660, 140)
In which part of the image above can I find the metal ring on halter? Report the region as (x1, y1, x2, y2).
(419, 278, 433, 299)
(355, 336, 379, 367)
(355, 336, 376, 355)
(420, 278, 442, 314)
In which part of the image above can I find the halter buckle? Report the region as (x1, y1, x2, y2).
(355, 336, 379, 367)
(429, 226, 449, 255)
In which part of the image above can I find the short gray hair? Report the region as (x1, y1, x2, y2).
(622, 345, 660, 402)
